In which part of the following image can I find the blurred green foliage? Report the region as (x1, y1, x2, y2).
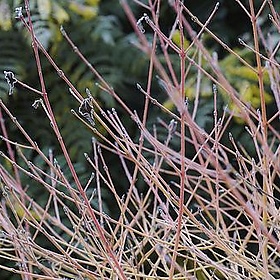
(171, 30, 273, 124)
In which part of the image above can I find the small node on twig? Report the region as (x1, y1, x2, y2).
(137, 13, 149, 33)
(238, 38, 245, 46)
(212, 83, 218, 94)
(223, 104, 228, 113)
(63, 206, 69, 215)
(137, 20, 145, 33)
(32, 99, 43, 109)
(57, 70, 64, 78)
(4, 71, 17, 95)
(268, 14, 273, 20)
(168, 119, 177, 136)
(78, 89, 95, 126)
(14, 7, 23, 19)
(245, 126, 253, 137)
(191, 16, 198, 23)
(136, 83, 143, 91)
(60, 25, 66, 36)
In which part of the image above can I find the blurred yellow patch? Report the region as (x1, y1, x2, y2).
(171, 29, 190, 50)
(229, 80, 273, 122)
(226, 65, 270, 84)
(0, 0, 12, 31)
(85, 0, 100, 6)
(162, 77, 213, 111)
(219, 49, 273, 122)
(13, 201, 41, 221)
(37, 0, 51, 20)
(163, 98, 175, 111)
(184, 76, 213, 101)
(69, 2, 98, 19)
(52, 2, 70, 24)
(240, 81, 272, 107)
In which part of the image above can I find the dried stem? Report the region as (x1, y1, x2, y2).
(0, 0, 279, 279)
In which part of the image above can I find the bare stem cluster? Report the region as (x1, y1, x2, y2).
(0, 0, 279, 279)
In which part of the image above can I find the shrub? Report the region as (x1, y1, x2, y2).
(0, 0, 279, 279)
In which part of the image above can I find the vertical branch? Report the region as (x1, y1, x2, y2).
(92, 138, 104, 227)
(248, 0, 267, 137)
(248, 1, 269, 276)
(213, 84, 220, 230)
(169, 1, 186, 279)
